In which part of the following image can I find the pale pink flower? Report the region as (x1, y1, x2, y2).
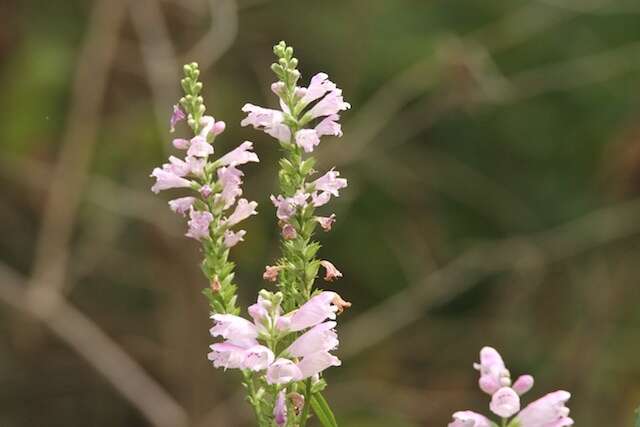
(265, 123, 292, 142)
(213, 120, 226, 136)
(162, 156, 190, 176)
(150, 168, 192, 193)
(248, 294, 273, 326)
(170, 104, 185, 132)
(281, 223, 297, 240)
(187, 136, 214, 157)
(225, 199, 258, 226)
(168, 196, 196, 216)
(308, 89, 350, 119)
(200, 185, 213, 198)
(217, 165, 244, 209)
(271, 81, 285, 97)
(223, 229, 246, 248)
(218, 141, 260, 166)
(198, 115, 216, 138)
(316, 214, 336, 231)
(263, 266, 281, 282)
(301, 73, 337, 105)
(513, 375, 535, 396)
(172, 138, 190, 150)
(474, 346, 508, 395)
(243, 345, 275, 372)
(295, 129, 321, 153)
(286, 322, 338, 358)
(186, 156, 206, 177)
(185, 209, 213, 241)
(271, 195, 296, 221)
(513, 391, 573, 427)
(315, 114, 343, 138)
(490, 386, 520, 418)
(296, 351, 341, 379)
(320, 260, 342, 281)
(311, 191, 331, 207)
(266, 358, 303, 385)
(287, 291, 338, 332)
(274, 390, 287, 426)
(241, 104, 284, 129)
(210, 314, 258, 347)
(312, 169, 347, 197)
(207, 342, 248, 370)
(448, 411, 492, 427)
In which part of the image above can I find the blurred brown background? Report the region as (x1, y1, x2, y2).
(2, 0, 640, 426)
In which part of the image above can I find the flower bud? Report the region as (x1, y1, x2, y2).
(282, 223, 297, 240)
(210, 276, 221, 293)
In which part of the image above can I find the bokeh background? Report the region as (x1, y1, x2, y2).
(2, 0, 640, 425)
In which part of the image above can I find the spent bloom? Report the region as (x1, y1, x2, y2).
(448, 347, 573, 427)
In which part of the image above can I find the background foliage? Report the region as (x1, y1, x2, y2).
(1, 0, 640, 426)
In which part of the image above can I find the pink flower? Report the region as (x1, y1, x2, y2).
(513, 391, 573, 427)
(296, 351, 341, 379)
(187, 136, 214, 157)
(150, 168, 192, 193)
(186, 209, 213, 241)
(170, 104, 185, 132)
(301, 73, 337, 105)
(241, 104, 284, 128)
(223, 229, 246, 248)
(308, 89, 350, 119)
(198, 115, 216, 138)
(513, 375, 535, 396)
(316, 214, 336, 231)
(225, 199, 258, 226)
(281, 223, 297, 240)
(320, 260, 342, 281)
(490, 386, 521, 418)
(263, 266, 281, 282)
(218, 141, 260, 166)
(448, 411, 492, 427)
(210, 314, 258, 347)
(243, 345, 276, 372)
(266, 358, 303, 385)
(286, 322, 338, 358)
(168, 196, 196, 216)
(207, 342, 248, 370)
(271, 195, 296, 221)
(315, 114, 343, 138)
(274, 390, 287, 426)
(312, 169, 347, 197)
(217, 165, 244, 209)
(172, 138, 190, 150)
(199, 185, 213, 198)
(474, 346, 508, 395)
(162, 156, 190, 176)
(213, 120, 226, 136)
(287, 292, 338, 332)
(186, 156, 206, 177)
(247, 294, 273, 325)
(311, 191, 331, 207)
(295, 129, 320, 153)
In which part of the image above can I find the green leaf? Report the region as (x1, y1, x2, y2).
(635, 406, 640, 427)
(311, 393, 338, 427)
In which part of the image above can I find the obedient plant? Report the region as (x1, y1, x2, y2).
(150, 41, 350, 427)
(449, 347, 574, 427)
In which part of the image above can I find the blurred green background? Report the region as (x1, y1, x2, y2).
(2, 0, 640, 425)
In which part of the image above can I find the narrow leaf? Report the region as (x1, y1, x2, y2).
(311, 393, 338, 427)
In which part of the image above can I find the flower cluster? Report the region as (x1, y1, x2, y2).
(150, 63, 259, 314)
(449, 347, 573, 427)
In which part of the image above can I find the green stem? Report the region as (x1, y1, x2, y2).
(243, 371, 264, 426)
(299, 379, 313, 427)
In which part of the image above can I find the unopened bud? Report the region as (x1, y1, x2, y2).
(210, 277, 222, 293)
(332, 293, 351, 314)
(281, 223, 297, 240)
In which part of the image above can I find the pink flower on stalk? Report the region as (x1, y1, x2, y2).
(295, 129, 321, 153)
(225, 199, 258, 226)
(210, 314, 258, 347)
(286, 322, 338, 358)
(168, 196, 196, 216)
(513, 391, 573, 427)
(315, 114, 343, 138)
(185, 209, 213, 241)
(218, 141, 260, 166)
(200, 185, 213, 198)
(223, 229, 246, 248)
(513, 375, 535, 396)
(490, 386, 521, 418)
(170, 104, 185, 132)
(267, 358, 303, 385)
(316, 214, 336, 231)
(207, 342, 249, 370)
(241, 104, 284, 128)
(217, 165, 244, 209)
(150, 168, 192, 193)
(448, 411, 492, 427)
(271, 195, 296, 221)
(474, 346, 509, 395)
(295, 351, 341, 379)
(243, 345, 276, 371)
(263, 266, 281, 282)
(301, 73, 337, 105)
(320, 260, 342, 282)
(311, 191, 331, 207)
(172, 138, 190, 150)
(274, 390, 287, 426)
(187, 136, 214, 158)
(307, 89, 351, 119)
(281, 223, 297, 240)
(312, 169, 348, 197)
(286, 291, 339, 332)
